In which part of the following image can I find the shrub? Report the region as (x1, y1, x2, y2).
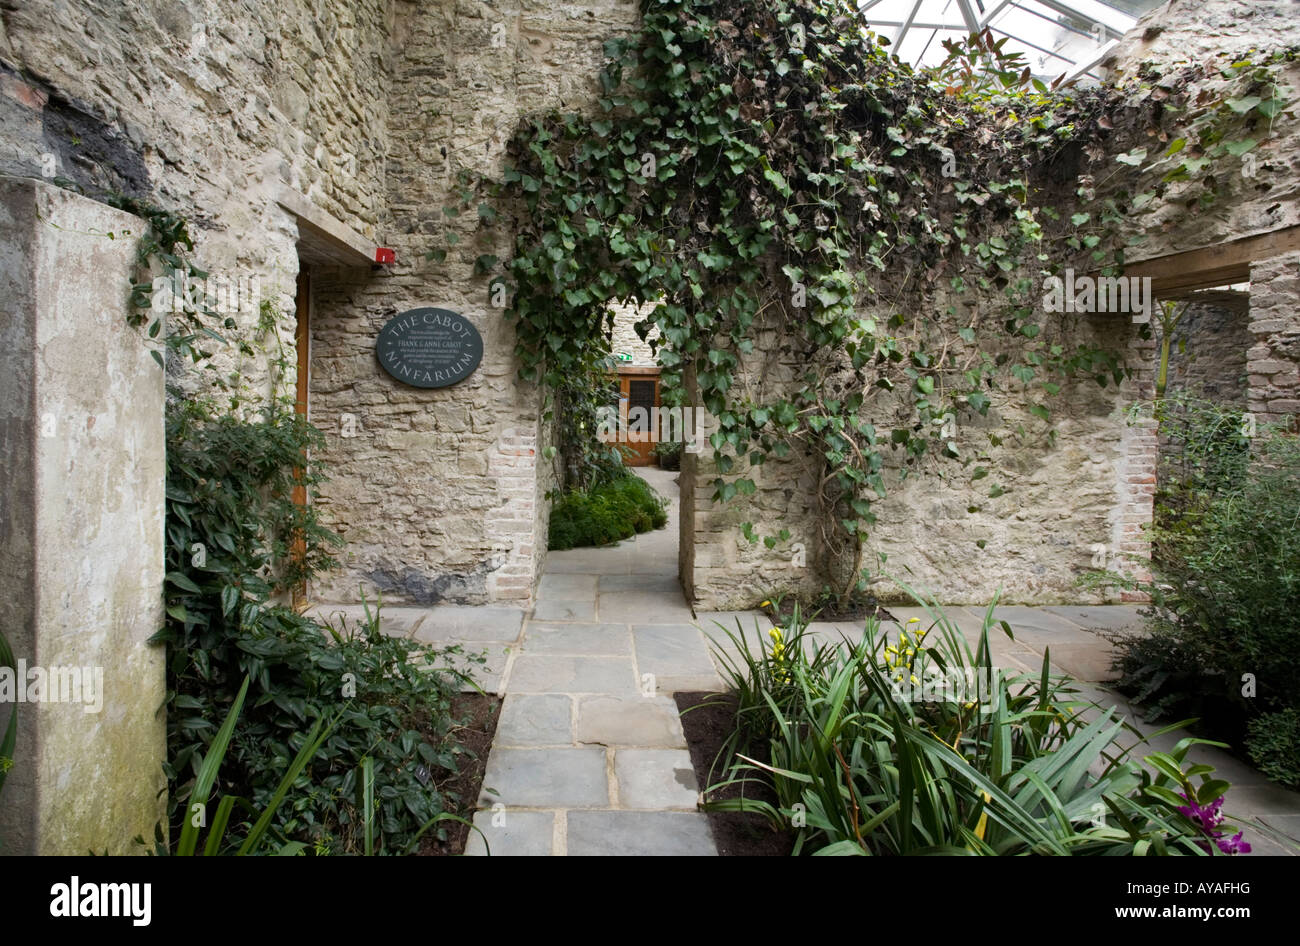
(154, 396, 487, 854)
(1247, 710, 1300, 789)
(548, 472, 668, 550)
(652, 440, 682, 471)
(704, 584, 1262, 855)
(1110, 397, 1300, 786)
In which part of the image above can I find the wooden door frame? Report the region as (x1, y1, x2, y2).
(291, 267, 310, 609)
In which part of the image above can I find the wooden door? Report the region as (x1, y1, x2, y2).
(618, 372, 659, 466)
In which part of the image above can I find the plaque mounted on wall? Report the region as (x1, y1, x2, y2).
(376, 307, 484, 389)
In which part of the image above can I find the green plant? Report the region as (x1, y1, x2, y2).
(704, 584, 1265, 855)
(155, 393, 490, 854)
(436, 0, 1289, 608)
(1247, 710, 1300, 789)
(172, 676, 334, 856)
(1110, 402, 1300, 785)
(548, 472, 668, 550)
(652, 439, 682, 471)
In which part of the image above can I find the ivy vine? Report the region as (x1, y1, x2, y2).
(433, 0, 1293, 600)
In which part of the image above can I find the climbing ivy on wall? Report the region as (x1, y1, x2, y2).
(437, 0, 1293, 598)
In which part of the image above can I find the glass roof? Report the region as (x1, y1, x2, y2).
(859, 0, 1167, 82)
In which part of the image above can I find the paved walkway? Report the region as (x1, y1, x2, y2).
(311, 467, 1300, 856)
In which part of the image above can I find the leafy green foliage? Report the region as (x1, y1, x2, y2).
(1111, 401, 1300, 786)
(456, 0, 1281, 601)
(652, 439, 683, 471)
(548, 473, 669, 550)
(706, 586, 1253, 854)
(1247, 710, 1300, 789)
(155, 395, 488, 854)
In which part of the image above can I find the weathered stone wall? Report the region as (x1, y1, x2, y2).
(0, 0, 391, 405)
(308, 0, 640, 605)
(683, 282, 1158, 610)
(1247, 250, 1300, 429)
(681, 0, 1300, 611)
(609, 301, 659, 367)
(1162, 296, 1251, 406)
(1103, 0, 1300, 262)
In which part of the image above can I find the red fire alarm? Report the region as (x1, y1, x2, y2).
(375, 247, 396, 264)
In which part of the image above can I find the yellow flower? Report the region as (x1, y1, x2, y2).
(768, 627, 783, 643)
(908, 618, 920, 624)
(760, 600, 771, 608)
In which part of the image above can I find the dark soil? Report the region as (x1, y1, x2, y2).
(418, 692, 501, 856)
(675, 691, 795, 856)
(767, 597, 895, 625)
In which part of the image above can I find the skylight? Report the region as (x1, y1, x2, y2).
(859, 0, 1167, 83)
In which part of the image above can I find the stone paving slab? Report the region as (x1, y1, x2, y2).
(524, 622, 632, 656)
(565, 811, 717, 856)
(465, 809, 556, 857)
(495, 693, 573, 747)
(536, 573, 598, 599)
(1042, 605, 1144, 633)
(399, 607, 524, 643)
(600, 573, 681, 593)
(984, 605, 1105, 642)
(480, 747, 609, 808)
(694, 610, 767, 634)
(633, 624, 724, 692)
(600, 590, 694, 623)
(614, 749, 700, 809)
(575, 695, 687, 747)
(544, 548, 635, 575)
(507, 654, 639, 695)
(531, 598, 598, 622)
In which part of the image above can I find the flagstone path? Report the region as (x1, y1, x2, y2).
(310, 467, 1300, 856)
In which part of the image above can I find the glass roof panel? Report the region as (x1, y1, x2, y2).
(859, 0, 1166, 81)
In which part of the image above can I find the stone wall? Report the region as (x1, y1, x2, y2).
(1247, 250, 1300, 430)
(0, 0, 391, 405)
(1162, 295, 1251, 406)
(609, 301, 659, 367)
(1103, 0, 1300, 262)
(307, 0, 640, 605)
(682, 283, 1159, 609)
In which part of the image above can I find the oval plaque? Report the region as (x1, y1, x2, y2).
(376, 307, 483, 389)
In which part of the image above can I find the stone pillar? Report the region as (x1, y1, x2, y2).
(0, 177, 166, 855)
(1246, 251, 1300, 430)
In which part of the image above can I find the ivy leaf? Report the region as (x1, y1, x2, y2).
(1115, 148, 1147, 166)
(1222, 138, 1257, 156)
(1225, 95, 1262, 114)
(1070, 213, 1090, 226)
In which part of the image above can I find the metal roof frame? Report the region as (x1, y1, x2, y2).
(859, 0, 1159, 81)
